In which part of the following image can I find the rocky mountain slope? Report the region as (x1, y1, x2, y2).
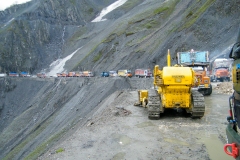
(0, 0, 116, 73)
(0, 0, 240, 159)
(0, 0, 239, 74)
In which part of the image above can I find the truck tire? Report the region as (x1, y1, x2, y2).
(210, 76, 213, 82)
(227, 77, 230, 81)
(205, 84, 212, 96)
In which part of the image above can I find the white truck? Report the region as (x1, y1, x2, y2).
(135, 69, 152, 78)
(0, 73, 7, 77)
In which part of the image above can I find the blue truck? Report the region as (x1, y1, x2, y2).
(177, 50, 212, 95)
(101, 72, 109, 77)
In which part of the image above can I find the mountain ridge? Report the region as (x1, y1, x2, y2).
(0, 0, 239, 159)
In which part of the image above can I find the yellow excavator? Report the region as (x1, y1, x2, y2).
(135, 50, 205, 119)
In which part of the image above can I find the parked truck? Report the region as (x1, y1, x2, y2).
(177, 50, 212, 95)
(19, 72, 30, 77)
(0, 73, 7, 77)
(68, 72, 75, 77)
(135, 69, 152, 78)
(117, 70, 132, 77)
(57, 73, 62, 77)
(109, 71, 118, 77)
(75, 72, 83, 77)
(82, 71, 94, 77)
(37, 73, 46, 78)
(101, 72, 109, 77)
(210, 58, 233, 82)
(9, 72, 19, 77)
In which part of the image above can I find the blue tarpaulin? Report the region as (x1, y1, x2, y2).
(179, 51, 208, 63)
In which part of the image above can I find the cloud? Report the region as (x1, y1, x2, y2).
(0, 0, 32, 11)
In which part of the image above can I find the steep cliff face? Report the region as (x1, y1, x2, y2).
(63, 0, 240, 75)
(0, 77, 139, 160)
(0, 0, 239, 75)
(0, 0, 116, 73)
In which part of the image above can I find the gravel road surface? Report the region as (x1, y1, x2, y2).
(39, 80, 234, 160)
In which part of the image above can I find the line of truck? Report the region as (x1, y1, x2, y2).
(57, 71, 94, 77)
(0, 69, 153, 78)
(100, 69, 152, 78)
(56, 69, 152, 78)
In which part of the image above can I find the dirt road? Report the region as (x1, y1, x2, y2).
(39, 80, 234, 160)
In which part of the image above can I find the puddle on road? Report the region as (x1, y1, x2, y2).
(112, 133, 131, 146)
(112, 152, 126, 160)
(136, 121, 155, 128)
(199, 134, 233, 160)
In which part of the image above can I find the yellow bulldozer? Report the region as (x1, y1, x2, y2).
(135, 50, 205, 119)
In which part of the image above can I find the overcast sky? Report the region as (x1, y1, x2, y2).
(0, 0, 31, 11)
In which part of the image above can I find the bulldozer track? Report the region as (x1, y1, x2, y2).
(147, 89, 161, 119)
(191, 89, 205, 118)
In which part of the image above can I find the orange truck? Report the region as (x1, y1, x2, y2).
(82, 71, 94, 77)
(37, 73, 46, 78)
(61, 73, 67, 77)
(210, 58, 232, 82)
(57, 73, 67, 77)
(57, 73, 62, 77)
(74, 72, 81, 77)
(68, 72, 75, 77)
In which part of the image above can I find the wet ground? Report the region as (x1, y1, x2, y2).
(201, 88, 233, 160)
(40, 81, 234, 160)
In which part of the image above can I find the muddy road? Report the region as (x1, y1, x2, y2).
(39, 80, 234, 160)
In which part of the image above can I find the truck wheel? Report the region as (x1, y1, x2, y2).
(214, 76, 217, 82)
(205, 84, 212, 96)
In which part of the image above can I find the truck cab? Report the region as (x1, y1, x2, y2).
(101, 72, 109, 77)
(177, 50, 212, 95)
(117, 70, 132, 77)
(213, 67, 231, 82)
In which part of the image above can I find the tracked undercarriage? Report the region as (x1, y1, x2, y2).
(147, 89, 162, 119)
(189, 89, 205, 118)
(147, 89, 205, 119)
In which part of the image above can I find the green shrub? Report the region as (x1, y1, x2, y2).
(93, 52, 102, 62)
(56, 148, 65, 153)
(154, 7, 169, 15)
